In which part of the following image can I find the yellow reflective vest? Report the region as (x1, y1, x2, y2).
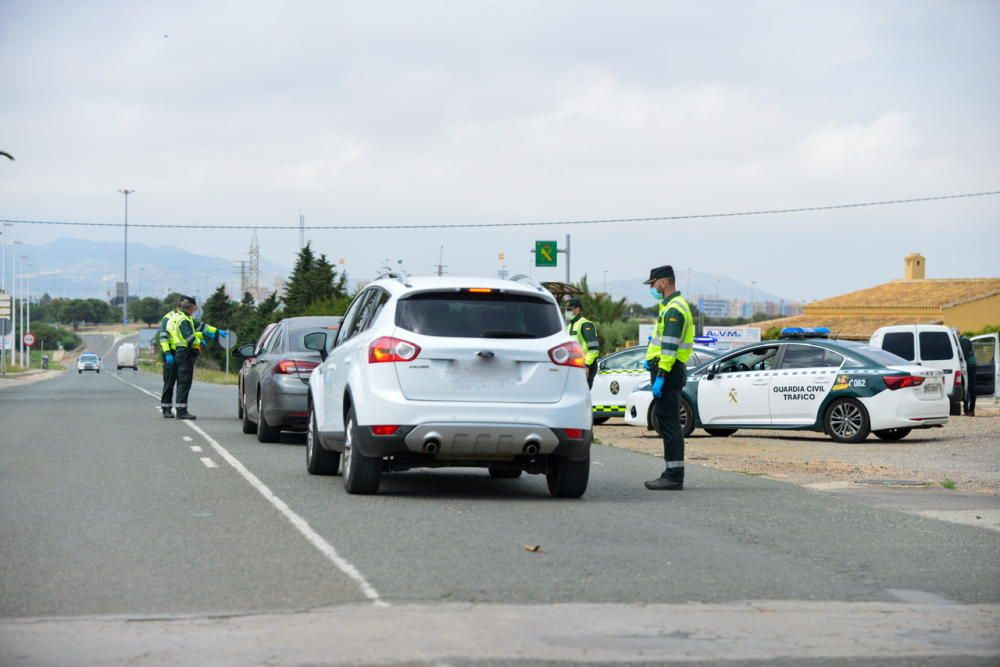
(568, 315, 600, 366)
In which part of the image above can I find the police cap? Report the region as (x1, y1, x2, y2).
(179, 295, 197, 307)
(566, 297, 583, 309)
(643, 265, 675, 284)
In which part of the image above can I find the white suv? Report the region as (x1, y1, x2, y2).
(303, 273, 593, 497)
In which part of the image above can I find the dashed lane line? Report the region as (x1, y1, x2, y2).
(200, 457, 218, 469)
(183, 436, 193, 442)
(112, 374, 386, 607)
(190, 446, 203, 453)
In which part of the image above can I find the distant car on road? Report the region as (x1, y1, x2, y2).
(234, 316, 343, 443)
(116, 343, 138, 371)
(625, 328, 949, 443)
(77, 353, 101, 374)
(590, 344, 721, 424)
(303, 273, 593, 497)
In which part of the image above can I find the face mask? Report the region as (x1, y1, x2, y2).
(564, 310, 574, 320)
(649, 287, 662, 300)
(192, 308, 203, 320)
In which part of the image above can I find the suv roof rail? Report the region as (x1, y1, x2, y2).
(509, 274, 545, 292)
(376, 266, 412, 287)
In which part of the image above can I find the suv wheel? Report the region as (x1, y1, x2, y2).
(825, 397, 870, 443)
(306, 404, 340, 475)
(545, 455, 589, 498)
(342, 407, 381, 494)
(256, 393, 281, 443)
(237, 382, 244, 420)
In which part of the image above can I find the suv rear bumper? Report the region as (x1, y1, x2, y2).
(344, 423, 591, 462)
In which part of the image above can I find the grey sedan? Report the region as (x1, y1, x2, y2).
(235, 316, 342, 442)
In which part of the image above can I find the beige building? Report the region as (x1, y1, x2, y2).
(757, 254, 1000, 339)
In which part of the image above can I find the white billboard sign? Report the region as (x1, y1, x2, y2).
(701, 327, 762, 352)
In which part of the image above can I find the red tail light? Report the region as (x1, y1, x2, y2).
(883, 375, 925, 390)
(274, 359, 320, 374)
(370, 425, 400, 436)
(368, 337, 421, 363)
(548, 341, 586, 368)
(563, 428, 584, 439)
(954, 370, 963, 387)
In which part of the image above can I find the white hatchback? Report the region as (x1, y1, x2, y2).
(303, 273, 593, 496)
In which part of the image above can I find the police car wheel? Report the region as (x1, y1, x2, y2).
(592, 416, 610, 425)
(704, 428, 737, 437)
(873, 428, 911, 442)
(825, 398, 870, 443)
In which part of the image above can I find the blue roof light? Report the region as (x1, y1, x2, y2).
(779, 327, 830, 339)
(694, 336, 717, 344)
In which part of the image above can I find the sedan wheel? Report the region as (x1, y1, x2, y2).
(825, 398, 870, 443)
(256, 393, 282, 443)
(241, 390, 257, 434)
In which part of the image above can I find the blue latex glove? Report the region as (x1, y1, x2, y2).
(643, 359, 653, 371)
(218, 330, 229, 338)
(205, 329, 217, 340)
(164, 353, 174, 366)
(651, 375, 665, 398)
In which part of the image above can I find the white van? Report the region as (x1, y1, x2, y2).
(116, 343, 138, 371)
(870, 325, 965, 415)
(971, 333, 999, 399)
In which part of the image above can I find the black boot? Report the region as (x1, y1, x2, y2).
(176, 412, 197, 420)
(162, 409, 174, 419)
(645, 470, 684, 491)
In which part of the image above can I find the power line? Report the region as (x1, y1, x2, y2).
(2, 189, 998, 231)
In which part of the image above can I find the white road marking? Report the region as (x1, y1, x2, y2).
(110, 374, 386, 607)
(182, 436, 193, 442)
(200, 457, 218, 468)
(190, 446, 202, 453)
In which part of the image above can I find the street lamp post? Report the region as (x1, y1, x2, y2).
(119, 189, 134, 325)
(19, 255, 27, 367)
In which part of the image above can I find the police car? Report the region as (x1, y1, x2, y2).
(591, 342, 720, 424)
(624, 328, 949, 443)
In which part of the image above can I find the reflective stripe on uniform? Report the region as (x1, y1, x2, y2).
(666, 461, 685, 469)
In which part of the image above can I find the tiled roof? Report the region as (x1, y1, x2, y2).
(752, 314, 945, 340)
(808, 279, 1000, 310)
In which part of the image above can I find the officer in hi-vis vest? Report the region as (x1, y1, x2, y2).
(163, 295, 227, 420)
(642, 265, 694, 491)
(566, 297, 600, 388)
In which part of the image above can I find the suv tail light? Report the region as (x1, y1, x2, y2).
(954, 370, 963, 387)
(369, 336, 421, 363)
(548, 341, 586, 368)
(883, 375, 925, 390)
(274, 359, 319, 374)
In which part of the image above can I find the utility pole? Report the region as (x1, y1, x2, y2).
(118, 189, 134, 325)
(0, 224, 8, 375)
(24, 263, 30, 369)
(433, 246, 447, 276)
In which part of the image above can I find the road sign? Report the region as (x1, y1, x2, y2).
(0, 293, 11, 318)
(217, 330, 238, 350)
(23, 332, 35, 347)
(535, 240, 557, 267)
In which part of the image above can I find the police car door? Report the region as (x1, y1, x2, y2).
(697, 344, 779, 425)
(591, 347, 646, 416)
(769, 344, 841, 425)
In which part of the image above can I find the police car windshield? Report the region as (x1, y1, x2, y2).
(835, 340, 910, 367)
(396, 291, 562, 339)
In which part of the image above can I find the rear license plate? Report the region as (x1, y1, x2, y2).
(923, 383, 940, 394)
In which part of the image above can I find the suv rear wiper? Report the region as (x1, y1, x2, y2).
(481, 330, 535, 338)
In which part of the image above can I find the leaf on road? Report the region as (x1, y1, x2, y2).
(523, 544, 541, 553)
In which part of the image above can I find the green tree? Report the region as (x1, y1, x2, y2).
(283, 243, 348, 316)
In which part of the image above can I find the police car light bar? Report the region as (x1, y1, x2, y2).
(694, 336, 717, 344)
(779, 327, 831, 339)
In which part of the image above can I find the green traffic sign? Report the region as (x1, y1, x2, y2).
(535, 240, 557, 267)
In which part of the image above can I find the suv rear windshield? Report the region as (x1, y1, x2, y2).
(395, 291, 562, 339)
(919, 331, 953, 361)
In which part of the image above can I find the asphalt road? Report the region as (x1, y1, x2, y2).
(1, 334, 998, 665)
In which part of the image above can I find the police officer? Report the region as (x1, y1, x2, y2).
(642, 265, 694, 491)
(566, 297, 600, 388)
(164, 295, 227, 420)
(960, 335, 977, 417)
(158, 302, 183, 418)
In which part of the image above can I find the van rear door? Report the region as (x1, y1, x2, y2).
(971, 333, 999, 397)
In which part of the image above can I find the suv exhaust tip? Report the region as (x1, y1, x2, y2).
(423, 439, 441, 454)
(523, 442, 540, 456)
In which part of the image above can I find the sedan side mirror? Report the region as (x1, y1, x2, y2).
(233, 343, 255, 359)
(303, 331, 329, 362)
(706, 363, 719, 380)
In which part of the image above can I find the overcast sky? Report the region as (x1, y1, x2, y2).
(2, 0, 998, 301)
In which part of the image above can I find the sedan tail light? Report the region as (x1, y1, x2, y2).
(548, 341, 585, 368)
(883, 375, 925, 390)
(369, 337, 421, 363)
(274, 359, 320, 374)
